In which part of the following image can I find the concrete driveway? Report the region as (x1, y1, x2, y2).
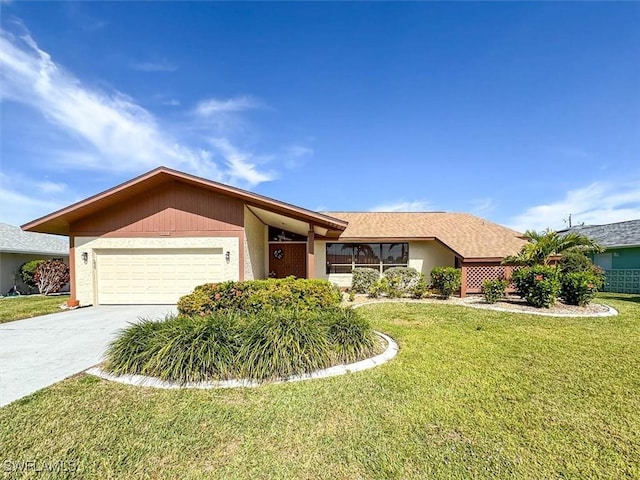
(0, 305, 176, 407)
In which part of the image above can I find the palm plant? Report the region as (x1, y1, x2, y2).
(502, 229, 603, 266)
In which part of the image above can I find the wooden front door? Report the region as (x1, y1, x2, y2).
(269, 243, 307, 279)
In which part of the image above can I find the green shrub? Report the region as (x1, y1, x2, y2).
(384, 267, 420, 297)
(561, 271, 602, 306)
(351, 268, 380, 294)
(238, 308, 332, 381)
(430, 267, 461, 299)
(482, 279, 508, 304)
(368, 278, 386, 298)
(177, 278, 342, 316)
(105, 313, 242, 383)
(20, 260, 44, 292)
(347, 289, 356, 302)
(323, 307, 375, 364)
(410, 274, 429, 299)
(511, 265, 560, 308)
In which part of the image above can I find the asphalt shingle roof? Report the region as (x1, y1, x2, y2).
(558, 219, 640, 248)
(0, 223, 68, 256)
(324, 212, 527, 259)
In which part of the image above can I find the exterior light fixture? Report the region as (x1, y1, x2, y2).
(81, 252, 88, 264)
(225, 251, 231, 262)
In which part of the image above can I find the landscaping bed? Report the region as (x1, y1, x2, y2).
(1, 294, 637, 479)
(344, 293, 614, 316)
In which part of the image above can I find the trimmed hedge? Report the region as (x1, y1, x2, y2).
(177, 278, 342, 316)
(351, 268, 380, 294)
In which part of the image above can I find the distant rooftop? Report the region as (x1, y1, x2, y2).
(0, 222, 68, 256)
(558, 219, 640, 248)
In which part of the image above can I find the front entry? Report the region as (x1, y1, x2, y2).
(269, 243, 307, 279)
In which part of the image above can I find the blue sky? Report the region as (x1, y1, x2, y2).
(1, 2, 639, 232)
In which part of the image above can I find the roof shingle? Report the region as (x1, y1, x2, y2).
(558, 219, 640, 248)
(324, 212, 527, 260)
(0, 222, 68, 256)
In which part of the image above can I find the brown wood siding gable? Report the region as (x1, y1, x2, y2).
(71, 181, 244, 235)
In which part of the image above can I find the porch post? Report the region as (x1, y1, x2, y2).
(307, 226, 315, 279)
(460, 264, 467, 298)
(69, 235, 76, 301)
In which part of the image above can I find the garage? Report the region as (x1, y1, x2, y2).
(96, 248, 224, 304)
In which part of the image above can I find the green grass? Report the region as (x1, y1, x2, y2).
(0, 294, 69, 324)
(1, 294, 638, 479)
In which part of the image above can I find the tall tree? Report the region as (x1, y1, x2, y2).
(502, 229, 603, 266)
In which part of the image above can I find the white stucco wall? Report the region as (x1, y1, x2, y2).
(408, 241, 456, 280)
(74, 236, 240, 306)
(243, 207, 267, 280)
(313, 239, 456, 288)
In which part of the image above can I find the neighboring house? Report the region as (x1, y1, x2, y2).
(22, 167, 526, 305)
(559, 219, 640, 294)
(0, 222, 69, 295)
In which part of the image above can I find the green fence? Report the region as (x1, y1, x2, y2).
(603, 269, 640, 294)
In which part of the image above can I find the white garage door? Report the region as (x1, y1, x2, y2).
(96, 248, 225, 304)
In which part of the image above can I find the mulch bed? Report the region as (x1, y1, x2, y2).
(343, 293, 613, 316)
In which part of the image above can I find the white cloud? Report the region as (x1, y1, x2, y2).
(195, 96, 261, 116)
(507, 181, 640, 233)
(209, 138, 275, 186)
(370, 200, 434, 212)
(0, 24, 274, 188)
(0, 173, 72, 226)
(470, 197, 494, 215)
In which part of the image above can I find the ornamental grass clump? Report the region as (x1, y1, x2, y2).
(323, 307, 376, 364)
(105, 313, 242, 383)
(238, 308, 332, 381)
(105, 305, 378, 384)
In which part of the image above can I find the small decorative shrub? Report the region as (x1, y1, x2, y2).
(20, 260, 45, 292)
(511, 265, 560, 308)
(561, 271, 602, 306)
(430, 267, 461, 299)
(368, 278, 387, 298)
(34, 259, 70, 295)
(482, 279, 508, 304)
(383, 267, 420, 297)
(410, 274, 429, 299)
(351, 268, 380, 294)
(347, 289, 356, 302)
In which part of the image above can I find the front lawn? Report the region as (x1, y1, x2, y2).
(0, 294, 69, 324)
(1, 294, 638, 479)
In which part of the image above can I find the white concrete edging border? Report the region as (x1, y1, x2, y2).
(351, 299, 618, 318)
(459, 302, 618, 318)
(86, 330, 398, 390)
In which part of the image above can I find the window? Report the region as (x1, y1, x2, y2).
(326, 243, 409, 274)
